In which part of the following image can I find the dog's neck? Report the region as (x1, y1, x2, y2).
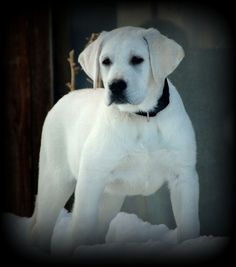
(135, 79, 169, 120)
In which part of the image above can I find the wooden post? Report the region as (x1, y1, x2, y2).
(2, 7, 53, 216)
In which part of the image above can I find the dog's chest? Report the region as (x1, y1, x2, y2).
(106, 122, 176, 196)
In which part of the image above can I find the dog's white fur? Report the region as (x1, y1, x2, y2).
(31, 26, 200, 253)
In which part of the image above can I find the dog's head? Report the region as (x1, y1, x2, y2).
(79, 27, 184, 113)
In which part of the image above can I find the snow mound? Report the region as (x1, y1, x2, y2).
(106, 212, 177, 244)
(2, 210, 229, 261)
(73, 212, 228, 260)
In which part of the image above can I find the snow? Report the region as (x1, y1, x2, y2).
(2, 210, 228, 262)
(106, 212, 177, 244)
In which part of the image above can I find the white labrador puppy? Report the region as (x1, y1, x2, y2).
(30, 26, 200, 253)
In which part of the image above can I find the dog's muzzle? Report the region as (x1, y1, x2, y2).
(108, 79, 128, 105)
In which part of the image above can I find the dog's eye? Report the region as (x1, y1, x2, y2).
(102, 58, 112, 66)
(130, 56, 144, 65)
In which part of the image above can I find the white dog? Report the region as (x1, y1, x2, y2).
(30, 26, 200, 253)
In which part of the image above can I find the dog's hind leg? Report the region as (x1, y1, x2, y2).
(30, 167, 76, 251)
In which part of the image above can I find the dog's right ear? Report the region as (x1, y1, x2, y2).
(78, 31, 107, 88)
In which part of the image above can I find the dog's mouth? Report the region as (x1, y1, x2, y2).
(106, 86, 145, 107)
(107, 95, 130, 106)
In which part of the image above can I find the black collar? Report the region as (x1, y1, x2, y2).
(135, 79, 169, 118)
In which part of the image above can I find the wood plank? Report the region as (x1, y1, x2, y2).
(28, 8, 53, 205)
(3, 15, 32, 216)
(3, 7, 53, 216)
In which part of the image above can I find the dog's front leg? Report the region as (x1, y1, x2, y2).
(51, 164, 110, 255)
(69, 168, 107, 248)
(168, 168, 200, 242)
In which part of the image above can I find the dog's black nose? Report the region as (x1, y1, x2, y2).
(109, 79, 127, 93)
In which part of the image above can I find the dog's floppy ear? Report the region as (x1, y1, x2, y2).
(78, 31, 107, 88)
(143, 28, 184, 83)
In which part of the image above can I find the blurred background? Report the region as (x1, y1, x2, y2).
(2, 1, 235, 237)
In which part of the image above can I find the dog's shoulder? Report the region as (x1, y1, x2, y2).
(163, 80, 193, 128)
(158, 81, 196, 154)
